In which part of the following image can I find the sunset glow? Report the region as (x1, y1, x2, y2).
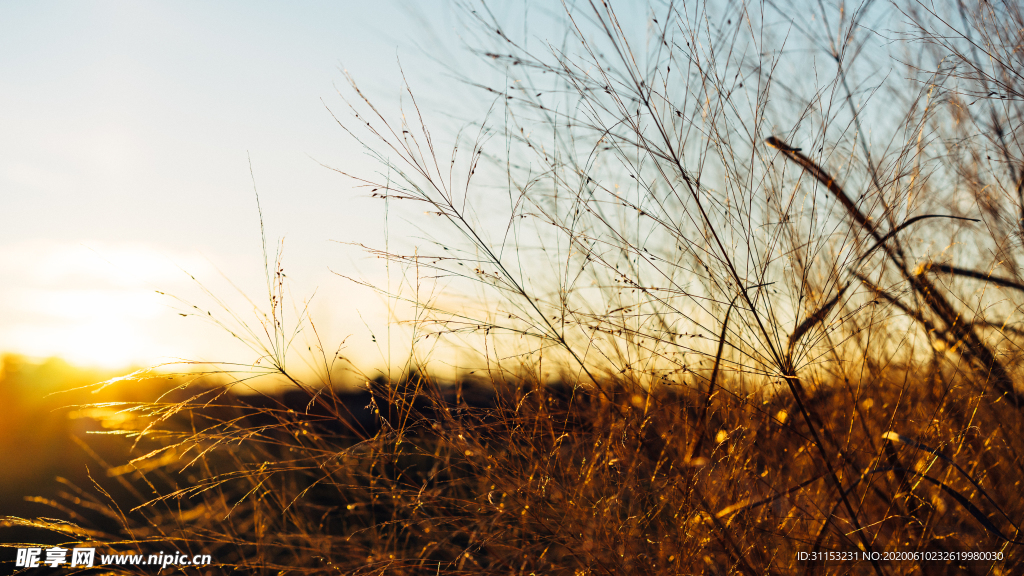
(0, 1, 445, 374)
(0, 242, 210, 367)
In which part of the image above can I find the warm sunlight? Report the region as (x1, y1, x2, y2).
(0, 242, 209, 368)
(0, 240, 386, 372)
(16, 314, 151, 370)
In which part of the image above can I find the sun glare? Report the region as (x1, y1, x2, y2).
(15, 318, 150, 369)
(0, 240, 383, 374)
(0, 241, 212, 369)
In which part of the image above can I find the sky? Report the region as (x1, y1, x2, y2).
(0, 1, 482, 373)
(0, 0, 896, 379)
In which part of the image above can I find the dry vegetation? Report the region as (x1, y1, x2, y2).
(8, 0, 1024, 574)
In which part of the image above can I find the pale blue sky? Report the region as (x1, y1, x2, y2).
(0, 1, 476, 247)
(0, 1, 478, 370)
(0, 0, 894, 376)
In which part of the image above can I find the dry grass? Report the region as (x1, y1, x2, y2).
(8, 0, 1024, 574)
